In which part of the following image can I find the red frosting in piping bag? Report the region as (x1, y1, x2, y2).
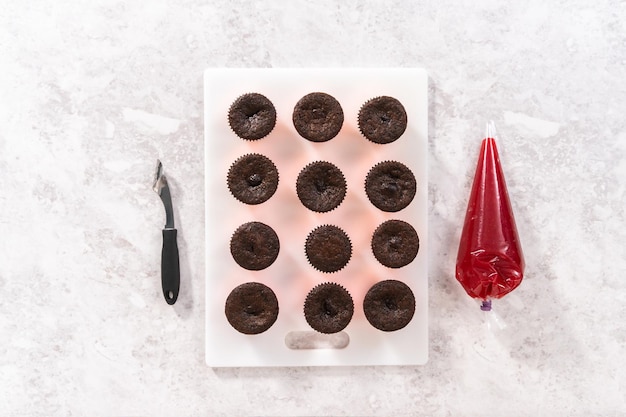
(455, 123, 524, 309)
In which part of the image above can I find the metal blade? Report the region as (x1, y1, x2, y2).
(152, 159, 175, 229)
(152, 159, 163, 193)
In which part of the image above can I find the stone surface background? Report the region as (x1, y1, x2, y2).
(1, 0, 624, 415)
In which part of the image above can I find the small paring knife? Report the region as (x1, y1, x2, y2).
(152, 159, 180, 305)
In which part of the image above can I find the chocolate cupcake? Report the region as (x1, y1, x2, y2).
(296, 161, 347, 212)
(371, 220, 419, 268)
(227, 153, 279, 205)
(305, 225, 352, 273)
(292, 92, 344, 142)
(304, 282, 354, 334)
(228, 93, 277, 140)
(358, 96, 407, 144)
(365, 161, 416, 212)
(230, 221, 280, 270)
(363, 280, 415, 332)
(225, 282, 279, 334)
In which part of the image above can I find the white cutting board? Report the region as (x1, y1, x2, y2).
(204, 68, 428, 367)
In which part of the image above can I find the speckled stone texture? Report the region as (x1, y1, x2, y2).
(0, 0, 625, 416)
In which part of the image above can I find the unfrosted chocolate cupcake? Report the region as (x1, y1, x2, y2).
(358, 96, 407, 144)
(371, 220, 419, 268)
(296, 161, 346, 212)
(365, 161, 416, 212)
(305, 225, 352, 273)
(363, 280, 415, 332)
(227, 153, 279, 205)
(225, 282, 279, 334)
(292, 92, 344, 142)
(230, 221, 280, 271)
(304, 282, 354, 334)
(228, 93, 276, 140)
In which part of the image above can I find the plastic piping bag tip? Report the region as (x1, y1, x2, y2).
(485, 120, 497, 140)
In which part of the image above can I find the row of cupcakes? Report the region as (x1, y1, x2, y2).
(225, 280, 416, 335)
(230, 221, 419, 273)
(228, 155, 417, 213)
(228, 92, 408, 144)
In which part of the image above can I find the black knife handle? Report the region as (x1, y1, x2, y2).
(161, 228, 180, 305)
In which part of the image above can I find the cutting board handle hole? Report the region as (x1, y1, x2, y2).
(284, 331, 350, 350)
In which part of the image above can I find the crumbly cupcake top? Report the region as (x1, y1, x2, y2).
(225, 282, 279, 334)
(358, 96, 407, 144)
(227, 153, 279, 205)
(230, 221, 280, 271)
(371, 220, 419, 268)
(305, 225, 352, 273)
(363, 280, 415, 332)
(304, 282, 354, 334)
(228, 93, 277, 140)
(292, 92, 344, 142)
(296, 161, 347, 213)
(365, 160, 416, 212)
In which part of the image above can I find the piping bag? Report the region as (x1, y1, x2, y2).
(455, 121, 524, 312)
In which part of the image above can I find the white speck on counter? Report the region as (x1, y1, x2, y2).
(128, 292, 146, 309)
(104, 120, 115, 138)
(122, 108, 181, 135)
(503, 111, 560, 138)
(186, 34, 197, 50)
(103, 159, 133, 173)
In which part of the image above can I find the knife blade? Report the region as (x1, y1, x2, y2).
(152, 159, 180, 305)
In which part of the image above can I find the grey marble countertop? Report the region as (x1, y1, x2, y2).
(1, 0, 625, 415)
